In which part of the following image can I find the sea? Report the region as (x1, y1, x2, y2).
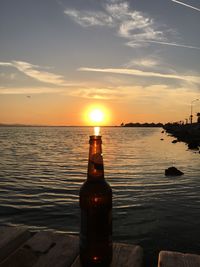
(0, 126, 200, 266)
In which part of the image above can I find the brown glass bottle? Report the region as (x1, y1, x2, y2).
(79, 135, 112, 267)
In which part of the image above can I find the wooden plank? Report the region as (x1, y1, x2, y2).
(111, 243, 143, 267)
(32, 232, 79, 267)
(0, 226, 31, 263)
(71, 243, 143, 267)
(70, 255, 80, 267)
(158, 250, 200, 267)
(0, 231, 79, 267)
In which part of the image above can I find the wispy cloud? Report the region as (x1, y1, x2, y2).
(68, 87, 126, 100)
(79, 67, 200, 84)
(0, 61, 77, 86)
(124, 58, 160, 68)
(112, 4, 164, 43)
(64, 9, 113, 27)
(68, 83, 200, 103)
(64, 0, 199, 50)
(0, 84, 126, 100)
(0, 62, 12, 67)
(64, 1, 165, 46)
(0, 86, 64, 95)
(171, 0, 200, 12)
(0, 72, 17, 80)
(1, 80, 199, 105)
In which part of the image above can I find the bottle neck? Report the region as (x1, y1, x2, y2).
(87, 135, 104, 181)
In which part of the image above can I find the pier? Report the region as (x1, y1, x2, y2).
(0, 226, 200, 267)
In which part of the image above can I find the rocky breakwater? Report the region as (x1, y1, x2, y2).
(163, 123, 200, 150)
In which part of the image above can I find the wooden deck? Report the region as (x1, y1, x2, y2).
(0, 226, 143, 267)
(0, 226, 200, 267)
(158, 251, 200, 267)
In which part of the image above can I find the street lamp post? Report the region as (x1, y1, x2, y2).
(190, 99, 199, 124)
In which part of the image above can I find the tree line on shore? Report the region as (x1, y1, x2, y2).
(121, 122, 163, 127)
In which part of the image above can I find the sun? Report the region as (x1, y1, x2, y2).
(89, 109, 104, 123)
(83, 105, 110, 126)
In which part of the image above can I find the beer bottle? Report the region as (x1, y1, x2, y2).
(79, 134, 112, 267)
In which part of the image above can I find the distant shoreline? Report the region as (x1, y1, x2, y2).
(122, 122, 163, 127)
(0, 123, 163, 128)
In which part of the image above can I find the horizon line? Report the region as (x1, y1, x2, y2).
(0, 122, 165, 127)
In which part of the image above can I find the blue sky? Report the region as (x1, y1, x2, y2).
(0, 0, 200, 125)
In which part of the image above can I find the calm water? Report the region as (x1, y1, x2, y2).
(0, 126, 200, 266)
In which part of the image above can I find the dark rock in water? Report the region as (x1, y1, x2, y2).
(172, 139, 178, 143)
(188, 141, 199, 150)
(165, 167, 184, 176)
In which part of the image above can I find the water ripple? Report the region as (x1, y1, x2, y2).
(0, 126, 200, 265)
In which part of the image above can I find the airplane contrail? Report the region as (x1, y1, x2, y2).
(147, 40, 200, 50)
(171, 0, 200, 12)
(128, 40, 200, 50)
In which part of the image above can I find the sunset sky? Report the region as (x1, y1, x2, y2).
(0, 0, 200, 125)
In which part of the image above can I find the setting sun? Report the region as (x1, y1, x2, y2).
(83, 105, 111, 126)
(89, 109, 104, 123)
